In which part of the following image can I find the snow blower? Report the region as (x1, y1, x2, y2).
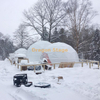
(13, 74, 32, 87)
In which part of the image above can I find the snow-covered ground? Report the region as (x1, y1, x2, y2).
(0, 59, 100, 100)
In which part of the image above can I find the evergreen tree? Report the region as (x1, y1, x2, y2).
(0, 33, 15, 60)
(59, 28, 67, 43)
(51, 28, 60, 42)
(42, 27, 49, 41)
(90, 29, 100, 61)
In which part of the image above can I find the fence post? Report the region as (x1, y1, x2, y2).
(11, 61, 12, 65)
(82, 62, 83, 67)
(20, 66, 22, 71)
(98, 62, 99, 69)
(63, 63, 64, 68)
(43, 65, 45, 71)
(54, 64, 55, 69)
(89, 62, 91, 68)
(92, 62, 93, 66)
(34, 65, 35, 72)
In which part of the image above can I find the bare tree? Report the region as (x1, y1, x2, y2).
(0, 33, 14, 60)
(23, 0, 47, 40)
(43, 0, 66, 41)
(23, 0, 66, 42)
(13, 24, 34, 48)
(63, 0, 97, 52)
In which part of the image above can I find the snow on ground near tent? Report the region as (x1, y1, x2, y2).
(0, 59, 100, 100)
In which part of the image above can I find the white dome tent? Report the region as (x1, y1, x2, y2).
(10, 48, 27, 64)
(26, 41, 51, 62)
(40, 42, 79, 64)
(15, 48, 27, 55)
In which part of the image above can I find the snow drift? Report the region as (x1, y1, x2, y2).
(0, 59, 99, 100)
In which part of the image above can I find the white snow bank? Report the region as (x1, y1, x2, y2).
(15, 54, 26, 58)
(0, 59, 100, 100)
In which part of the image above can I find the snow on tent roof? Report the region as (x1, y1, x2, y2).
(15, 48, 27, 55)
(15, 54, 26, 58)
(26, 41, 51, 62)
(40, 42, 79, 63)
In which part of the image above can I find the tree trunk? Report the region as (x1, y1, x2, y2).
(49, 24, 52, 42)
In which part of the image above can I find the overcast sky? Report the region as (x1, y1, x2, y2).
(0, 0, 100, 36)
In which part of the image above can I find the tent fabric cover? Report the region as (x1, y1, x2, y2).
(27, 41, 51, 62)
(15, 48, 27, 55)
(40, 42, 79, 63)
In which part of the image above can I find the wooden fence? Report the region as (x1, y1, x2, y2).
(8, 58, 99, 71)
(80, 59, 99, 69)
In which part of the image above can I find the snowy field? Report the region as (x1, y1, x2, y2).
(0, 59, 100, 100)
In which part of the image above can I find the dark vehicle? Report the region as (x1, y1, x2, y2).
(13, 74, 32, 87)
(27, 66, 34, 70)
(27, 65, 42, 71)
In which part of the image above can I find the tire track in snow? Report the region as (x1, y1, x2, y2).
(10, 88, 46, 100)
(0, 82, 15, 100)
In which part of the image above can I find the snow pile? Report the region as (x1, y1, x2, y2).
(0, 59, 100, 100)
(40, 42, 79, 63)
(27, 41, 51, 62)
(15, 54, 26, 58)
